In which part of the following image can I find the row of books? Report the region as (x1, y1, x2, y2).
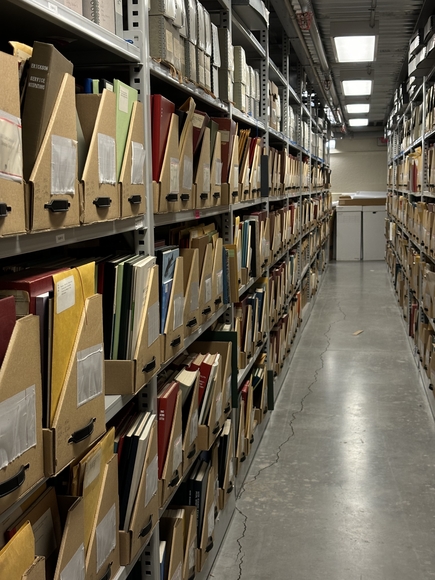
(270, 296, 302, 377)
(234, 280, 268, 370)
(268, 148, 330, 196)
(387, 195, 435, 252)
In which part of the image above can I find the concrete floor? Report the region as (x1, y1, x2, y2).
(210, 262, 435, 580)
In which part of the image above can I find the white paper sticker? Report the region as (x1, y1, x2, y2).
(226, 377, 231, 404)
(229, 457, 234, 481)
(0, 110, 23, 183)
(51, 135, 77, 195)
(207, 501, 215, 538)
(220, 130, 230, 143)
(232, 164, 239, 191)
(115, 0, 122, 15)
(190, 281, 199, 312)
(170, 562, 182, 580)
(190, 409, 198, 446)
(173, 294, 184, 330)
(172, 433, 182, 473)
(0, 385, 36, 470)
(33, 507, 57, 558)
(83, 448, 101, 490)
(170, 158, 180, 193)
(215, 391, 222, 424)
(216, 269, 223, 294)
(148, 301, 160, 347)
(77, 343, 103, 407)
(205, 275, 212, 304)
(188, 539, 196, 572)
(131, 141, 145, 185)
(203, 163, 210, 193)
(183, 157, 193, 191)
(215, 159, 223, 186)
(166, 30, 174, 55)
(118, 85, 129, 114)
(145, 454, 158, 507)
(56, 275, 75, 314)
(97, 133, 116, 185)
(60, 544, 85, 580)
(96, 504, 116, 573)
(192, 113, 204, 129)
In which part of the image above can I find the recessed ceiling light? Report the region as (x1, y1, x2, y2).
(349, 118, 369, 127)
(333, 36, 376, 62)
(346, 104, 370, 114)
(342, 80, 372, 96)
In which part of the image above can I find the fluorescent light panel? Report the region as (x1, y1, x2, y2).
(342, 80, 372, 96)
(334, 35, 376, 62)
(349, 118, 369, 127)
(346, 104, 370, 114)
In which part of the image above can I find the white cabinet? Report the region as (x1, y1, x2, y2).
(362, 206, 386, 261)
(336, 206, 362, 261)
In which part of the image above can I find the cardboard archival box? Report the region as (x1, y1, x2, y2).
(159, 390, 183, 506)
(119, 420, 159, 565)
(77, 90, 120, 224)
(0, 316, 44, 515)
(23, 556, 46, 580)
(154, 114, 180, 213)
(210, 132, 222, 206)
(85, 455, 120, 580)
(105, 265, 161, 395)
(164, 257, 185, 362)
(180, 248, 200, 337)
(220, 134, 239, 205)
(212, 238, 224, 311)
(196, 461, 216, 572)
(43, 294, 106, 477)
(0, 520, 45, 580)
(53, 497, 85, 580)
(219, 423, 235, 511)
(160, 508, 184, 580)
(197, 362, 222, 451)
(198, 243, 214, 324)
(194, 126, 211, 209)
(181, 372, 199, 475)
(28, 73, 80, 232)
(181, 506, 196, 580)
(178, 122, 195, 211)
(0, 51, 26, 236)
(119, 101, 147, 218)
(235, 399, 246, 474)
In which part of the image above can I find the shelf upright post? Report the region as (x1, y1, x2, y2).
(260, 26, 269, 151)
(297, 64, 303, 286)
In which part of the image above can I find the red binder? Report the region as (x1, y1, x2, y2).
(157, 380, 179, 478)
(211, 118, 237, 183)
(0, 296, 16, 366)
(151, 94, 175, 182)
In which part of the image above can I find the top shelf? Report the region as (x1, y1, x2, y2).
(2, 0, 141, 64)
(232, 13, 265, 59)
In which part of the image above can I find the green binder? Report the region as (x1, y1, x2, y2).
(114, 79, 138, 179)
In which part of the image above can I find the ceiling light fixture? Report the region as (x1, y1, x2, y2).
(342, 80, 372, 96)
(334, 35, 376, 62)
(349, 118, 369, 127)
(346, 104, 370, 114)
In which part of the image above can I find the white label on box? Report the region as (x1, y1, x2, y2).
(148, 301, 160, 347)
(0, 110, 23, 183)
(56, 275, 75, 314)
(190, 280, 199, 312)
(170, 158, 180, 193)
(61, 544, 85, 580)
(207, 502, 215, 538)
(76, 343, 103, 407)
(188, 539, 196, 572)
(97, 133, 116, 185)
(33, 508, 57, 558)
(232, 164, 239, 191)
(83, 448, 101, 490)
(118, 85, 129, 114)
(183, 157, 193, 191)
(56, 233, 65, 244)
(215, 159, 223, 186)
(173, 294, 184, 330)
(215, 390, 222, 424)
(192, 113, 204, 129)
(145, 454, 158, 507)
(166, 30, 174, 55)
(96, 504, 116, 573)
(115, 0, 122, 15)
(205, 274, 212, 304)
(226, 376, 231, 404)
(172, 433, 182, 473)
(229, 457, 234, 481)
(190, 409, 198, 446)
(131, 141, 146, 185)
(220, 130, 230, 143)
(170, 562, 182, 580)
(203, 163, 210, 193)
(216, 269, 223, 294)
(51, 135, 77, 195)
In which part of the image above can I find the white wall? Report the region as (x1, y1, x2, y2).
(330, 136, 387, 195)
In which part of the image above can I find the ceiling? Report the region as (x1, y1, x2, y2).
(269, 0, 430, 134)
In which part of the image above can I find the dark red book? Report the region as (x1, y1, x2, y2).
(157, 381, 179, 478)
(192, 110, 210, 155)
(151, 94, 175, 182)
(0, 296, 16, 366)
(211, 118, 237, 183)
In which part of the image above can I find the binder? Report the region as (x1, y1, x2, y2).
(152, 95, 175, 182)
(164, 257, 185, 362)
(159, 390, 183, 506)
(114, 80, 138, 179)
(0, 52, 26, 236)
(28, 73, 80, 232)
(196, 461, 216, 572)
(119, 101, 147, 217)
(218, 420, 235, 510)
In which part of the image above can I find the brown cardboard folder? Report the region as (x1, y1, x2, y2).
(85, 455, 120, 580)
(164, 257, 185, 362)
(235, 400, 246, 474)
(119, 101, 146, 218)
(182, 373, 199, 474)
(179, 122, 194, 211)
(210, 132, 222, 207)
(53, 498, 85, 580)
(105, 265, 161, 394)
(0, 315, 44, 516)
(197, 367, 221, 451)
(219, 422, 235, 510)
(154, 114, 180, 214)
(0, 51, 26, 237)
(0, 521, 35, 579)
(180, 248, 200, 337)
(23, 556, 46, 580)
(221, 134, 239, 205)
(181, 506, 197, 580)
(212, 238, 224, 311)
(159, 390, 183, 507)
(198, 243, 214, 324)
(28, 73, 80, 232)
(43, 294, 106, 477)
(196, 463, 216, 572)
(77, 90, 120, 224)
(160, 508, 184, 580)
(194, 126, 211, 209)
(119, 420, 159, 566)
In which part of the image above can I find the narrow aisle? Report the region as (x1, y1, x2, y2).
(211, 262, 435, 580)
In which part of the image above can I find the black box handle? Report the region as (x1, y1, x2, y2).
(200, 193, 208, 200)
(142, 356, 156, 374)
(93, 197, 112, 208)
(0, 464, 28, 498)
(166, 193, 178, 202)
(187, 317, 197, 328)
(68, 417, 96, 444)
(205, 538, 214, 553)
(213, 192, 220, 199)
(202, 306, 211, 315)
(128, 195, 142, 205)
(180, 194, 190, 202)
(0, 203, 11, 218)
(44, 199, 70, 213)
(169, 469, 180, 488)
(170, 336, 181, 348)
(99, 562, 112, 580)
(139, 515, 153, 538)
(187, 444, 196, 459)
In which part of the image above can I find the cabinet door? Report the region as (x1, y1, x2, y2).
(363, 209, 386, 261)
(336, 209, 361, 261)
